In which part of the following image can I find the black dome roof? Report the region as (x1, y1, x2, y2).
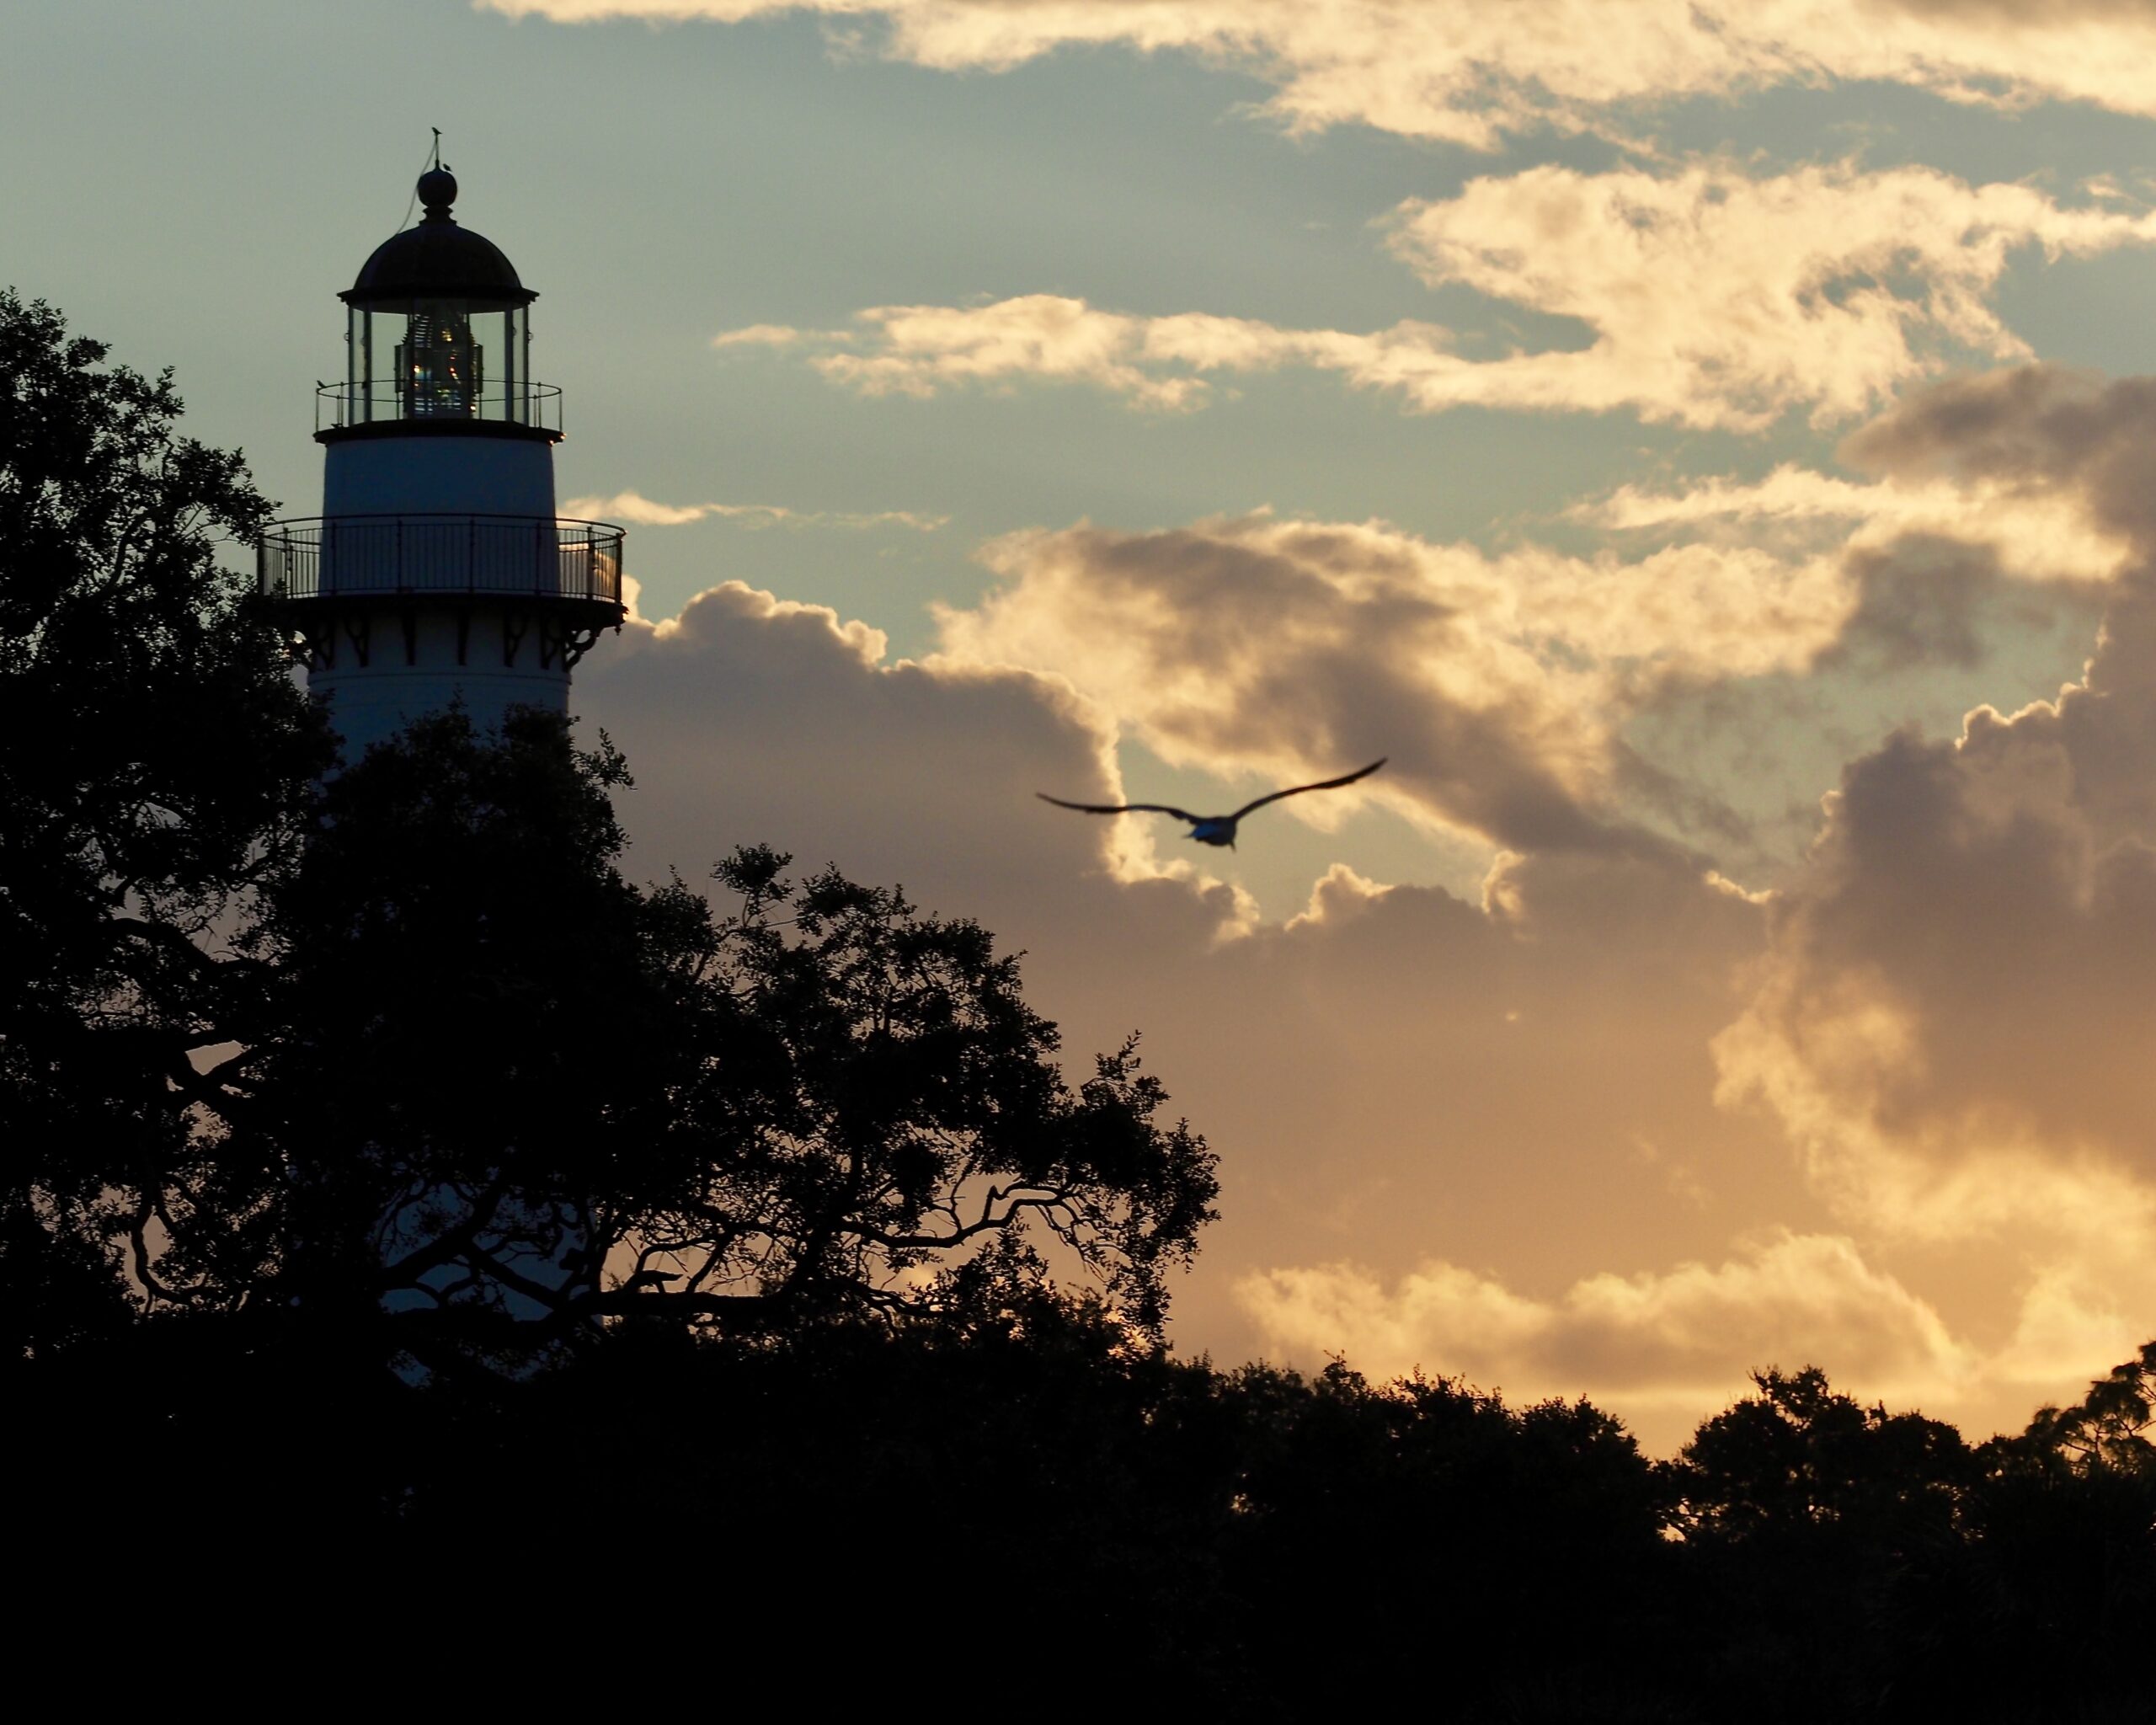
(342, 170, 536, 309)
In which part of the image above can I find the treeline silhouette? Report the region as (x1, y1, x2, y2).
(4, 290, 2151, 1718)
(19, 1298, 2156, 1717)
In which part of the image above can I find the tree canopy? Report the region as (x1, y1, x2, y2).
(7, 291, 2152, 1722)
(0, 288, 325, 1359)
(0, 289, 1217, 1372)
(245, 708, 1218, 1361)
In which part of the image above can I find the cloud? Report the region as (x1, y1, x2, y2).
(1716, 368, 2156, 1189)
(1582, 462, 2131, 587)
(932, 511, 1854, 855)
(1385, 163, 2156, 430)
(1821, 542, 2037, 673)
(480, 1, 2156, 149)
(1838, 363, 2156, 551)
(720, 166, 2156, 430)
(1693, 370, 2156, 1416)
(710, 323, 819, 349)
(1236, 1231, 1972, 1435)
(807, 296, 1225, 411)
(572, 562, 2149, 1448)
(567, 489, 716, 526)
(1581, 453, 2121, 683)
(1242, 1159, 2154, 1452)
(1716, 613, 2156, 1182)
(574, 574, 1788, 1410)
(563, 489, 947, 531)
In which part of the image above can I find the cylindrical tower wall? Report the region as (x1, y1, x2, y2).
(308, 603, 570, 761)
(323, 435, 555, 518)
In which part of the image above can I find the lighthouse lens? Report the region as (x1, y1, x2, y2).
(396, 300, 485, 419)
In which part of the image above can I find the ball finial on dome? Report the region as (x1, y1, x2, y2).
(417, 167, 458, 221)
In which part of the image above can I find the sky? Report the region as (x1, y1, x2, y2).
(13, 0, 2156, 1447)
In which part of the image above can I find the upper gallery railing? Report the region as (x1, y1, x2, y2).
(316, 380, 563, 435)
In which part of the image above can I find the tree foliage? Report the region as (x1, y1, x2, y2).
(1675, 1364, 1974, 1539)
(0, 289, 324, 1356)
(0, 292, 1216, 1369)
(8, 293, 2153, 1722)
(636, 841, 1218, 1337)
(237, 711, 1218, 1358)
(2015, 1339, 2156, 1478)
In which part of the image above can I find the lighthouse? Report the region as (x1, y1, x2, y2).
(259, 160, 625, 756)
(256, 161, 627, 1331)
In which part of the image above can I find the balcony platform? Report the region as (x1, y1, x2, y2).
(259, 514, 624, 618)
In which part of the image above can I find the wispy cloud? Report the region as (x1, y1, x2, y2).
(1580, 462, 2132, 587)
(718, 164, 2156, 430)
(563, 489, 947, 531)
(479, 1, 2156, 149)
(710, 323, 824, 350)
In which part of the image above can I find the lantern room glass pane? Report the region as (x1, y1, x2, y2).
(396, 298, 484, 419)
(502, 307, 522, 422)
(330, 302, 551, 432)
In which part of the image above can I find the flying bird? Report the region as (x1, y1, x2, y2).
(1038, 758, 1386, 848)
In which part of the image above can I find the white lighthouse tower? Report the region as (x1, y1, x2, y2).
(260, 159, 624, 756)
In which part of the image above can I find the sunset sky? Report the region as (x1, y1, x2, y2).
(15, 0, 2156, 1446)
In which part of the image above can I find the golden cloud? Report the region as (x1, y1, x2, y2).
(483, 1, 2156, 148)
(716, 166, 2156, 430)
(562, 490, 947, 531)
(931, 512, 1859, 856)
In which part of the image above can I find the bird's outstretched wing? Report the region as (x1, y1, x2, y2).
(1229, 757, 1387, 822)
(1037, 793, 1202, 822)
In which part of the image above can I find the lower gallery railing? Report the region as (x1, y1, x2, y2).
(258, 515, 625, 607)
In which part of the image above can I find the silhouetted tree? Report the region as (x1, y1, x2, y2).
(2, 296, 1215, 1378)
(0, 289, 325, 1359)
(2014, 1340, 2156, 1478)
(15, 293, 2156, 1724)
(1219, 1359, 1678, 1720)
(387, 1290, 1246, 1701)
(223, 710, 1217, 1365)
(1671, 1366, 1994, 1720)
(1676, 1365, 1972, 1539)
(627, 840, 1219, 1338)
(1929, 1344, 2156, 1721)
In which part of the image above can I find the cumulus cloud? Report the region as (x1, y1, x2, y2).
(572, 574, 1812, 1428)
(1692, 368, 2156, 1422)
(481, 1, 2156, 149)
(1716, 628, 2156, 1180)
(571, 561, 2149, 1447)
(563, 489, 947, 531)
(1236, 1232, 1971, 1438)
(719, 166, 2156, 430)
(1719, 366, 2156, 1175)
(932, 511, 1854, 855)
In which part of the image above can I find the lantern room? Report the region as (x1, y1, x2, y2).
(323, 166, 555, 437)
